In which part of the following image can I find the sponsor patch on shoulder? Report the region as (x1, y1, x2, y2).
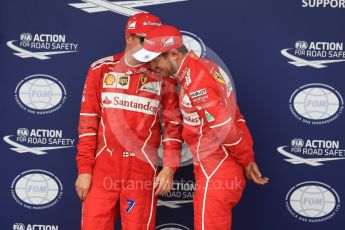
(213, 71, 225, 84)
(91, 56, 114, 68)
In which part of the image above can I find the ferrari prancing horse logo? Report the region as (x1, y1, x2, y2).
(140, 75, 148, 85)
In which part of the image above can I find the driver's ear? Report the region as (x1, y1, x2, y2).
(150, 60, 157, 70)
(170, 48, 178, 56)
(169, 49, 179, 60)
(125, 34, 132, 46)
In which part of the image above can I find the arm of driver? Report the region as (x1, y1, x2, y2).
(154, 167, 174, 196)
(244, 162, 269, 185)
(75, 173, 92, 200)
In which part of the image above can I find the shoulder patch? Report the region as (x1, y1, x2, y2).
(91, 56, 114, 68)
(213, 71, 225, 84)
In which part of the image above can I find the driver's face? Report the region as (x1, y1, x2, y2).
(128, 35, 145, 53)
(150, 54, 175, 77)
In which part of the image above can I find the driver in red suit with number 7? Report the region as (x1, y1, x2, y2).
(75, 14, 183, 230)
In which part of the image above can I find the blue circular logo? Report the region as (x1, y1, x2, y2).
(15, 74, 67, 115)
(286, 181, 340, 222)
(289, 83, 343, 125)
(11, 169, 63, 209)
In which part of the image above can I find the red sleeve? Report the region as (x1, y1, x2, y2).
(76, 65, 102, 174)
(161, 76, 183, 172)
(188, 63, 254, 167)
(231, 106, 255, 167)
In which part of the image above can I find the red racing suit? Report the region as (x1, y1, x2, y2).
(76, 53, 182, 230)
(177, 51, 254, 230)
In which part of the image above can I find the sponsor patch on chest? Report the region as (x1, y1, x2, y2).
(205, 110, 215, 122)
(190, 88, 207, 98)
(181, 110, 200, 126)
(101, 92, 159, 115)
(103, 72, 130, 89)
(139, 80, 161, 95)
(182, 94, 192, 108)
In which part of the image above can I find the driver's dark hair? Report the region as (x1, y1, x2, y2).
(177, 44, 188, 54)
